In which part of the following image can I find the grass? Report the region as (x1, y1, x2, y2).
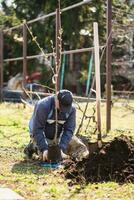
(0, 100, 134, 200)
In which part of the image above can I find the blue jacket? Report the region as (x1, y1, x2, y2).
(30, 95, 76, 153)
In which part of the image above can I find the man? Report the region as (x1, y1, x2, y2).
(24, 89, 89, 161)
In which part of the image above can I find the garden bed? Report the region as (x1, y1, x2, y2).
(64, 135, 134, 184)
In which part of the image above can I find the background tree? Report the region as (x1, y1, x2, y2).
(0, 0, 133, 93)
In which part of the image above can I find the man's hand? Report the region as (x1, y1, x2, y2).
(42, 150, 48, 161)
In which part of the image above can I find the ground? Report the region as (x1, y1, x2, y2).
(0, 100, 134, 200)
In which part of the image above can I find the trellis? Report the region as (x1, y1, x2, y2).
(0, 0, 112, 134)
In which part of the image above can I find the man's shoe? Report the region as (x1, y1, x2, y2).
(24, 140, 35, 159)
(24, 145, 33, 159)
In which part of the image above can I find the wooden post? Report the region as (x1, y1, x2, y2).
(69, 53, 73, 71)
(23, 23, 27, 87)
(86, 52, 93, 96)
(106, 0, 112, 132)
(55, 7, 61, 91)
(0, 29, 3, 102)
(93, 22, 102, 146)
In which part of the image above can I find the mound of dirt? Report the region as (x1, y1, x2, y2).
(64, 135, 134, 184)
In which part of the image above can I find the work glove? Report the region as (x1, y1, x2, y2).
(72, 148, 89, 161)
(61, 150, 69, 159)
(42, 150, 48, 161)
(77, 149, 89, 161)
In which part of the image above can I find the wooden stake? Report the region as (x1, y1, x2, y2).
(55, 7, 61, 91)
(23, 23, 27, 86)
(106, 0, 112, 132)
(93, 22, 102, 147)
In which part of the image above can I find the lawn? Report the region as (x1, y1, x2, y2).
(0, 100, 134, 200)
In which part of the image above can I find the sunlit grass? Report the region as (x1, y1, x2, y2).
(0, 101, 134, 200)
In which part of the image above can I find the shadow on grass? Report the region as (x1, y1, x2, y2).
(11, 160, 50, 175)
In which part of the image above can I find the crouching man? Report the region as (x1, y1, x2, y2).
(24, 90, 89, 161)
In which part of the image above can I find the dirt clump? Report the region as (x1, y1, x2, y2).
(64, 135, 134, 184)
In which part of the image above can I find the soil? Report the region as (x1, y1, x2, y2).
(64, 135, 134, 184)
